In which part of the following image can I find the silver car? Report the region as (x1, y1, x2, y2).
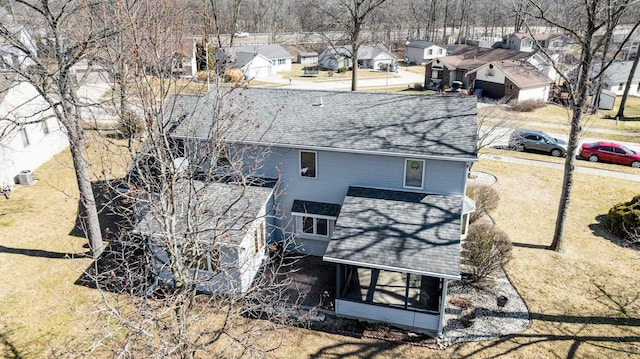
(508, 129, 567, 157)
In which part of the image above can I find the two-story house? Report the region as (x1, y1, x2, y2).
(156, 88, 478, 334)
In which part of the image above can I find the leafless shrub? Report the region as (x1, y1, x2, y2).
(462, 223, 512, 284)
(467, 184, 500, 223)
(507, 100, 545, 112)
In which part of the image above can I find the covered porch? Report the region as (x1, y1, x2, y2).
(323, 186, 462, 334)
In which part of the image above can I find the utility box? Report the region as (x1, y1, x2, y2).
(16, 170, 35, 185)
(598, 89, 616, 110)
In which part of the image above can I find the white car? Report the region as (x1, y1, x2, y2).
(234, 32, 249, 38)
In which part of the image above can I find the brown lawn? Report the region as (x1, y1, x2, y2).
(0, 135, 639, 358)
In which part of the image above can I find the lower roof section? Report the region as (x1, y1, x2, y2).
(323, 186, 462, 280)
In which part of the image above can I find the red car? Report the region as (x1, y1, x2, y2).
(580, 141, 640, 168)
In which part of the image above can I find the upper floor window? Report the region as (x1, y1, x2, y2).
(19, 128, 30, 148)
(438, 48, 443, 55)
(428, 49, 433, 55)
(300, 150, 317, 178)
(404, 159, 424, 188)
(278, 58, 287, 65)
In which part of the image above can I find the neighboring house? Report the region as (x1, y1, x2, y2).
(166, 88, 479, 334)
(318, 44, 395, 71)
(282, 45, 319, 64)
(503, 32, 572, 53)
(138, 180, 277, 296)
(0, 76, 69, 186)
(612, 33, 639, 61)
(404, 41, 447, 65)
(424, 44, 557, 90)
(171, 37, 197, 78)
(0, 25, 37, 72)
(596, 61, 640, 97)
(466, 60, 554, 102)
(216, 44, 292, 78)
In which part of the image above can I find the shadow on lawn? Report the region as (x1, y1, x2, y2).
(0, 330, 21, 359)
(0, 245, 88, 259)
(589, 215, 639, 251)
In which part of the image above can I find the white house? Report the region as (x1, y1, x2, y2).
(217, 44, 292, 78)
(0, 77, 69, 186)
(598, 61, 640, 97)
(405, 41, 447, 65)
(468, 60, 554, 102)
(318, 44, 396, 71)
(0, 25, 37, 72)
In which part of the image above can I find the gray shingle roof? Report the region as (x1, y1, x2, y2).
(291, 200, 341, 218)
(133, 181, 274, 246)
(237, 44, 291, 60)
(323, 186, 462, 279)
(169, 88, 478, 160)
(406, 40, 439, 48)
(602, 61, 640, 83)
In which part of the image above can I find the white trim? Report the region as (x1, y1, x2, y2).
(299, 150, 317, 179)
(403, 158, 425, 189)
(291, 212, 337, 220)
(323, 256, 461, 280)
(173, 137, 479, 163)
(296, 215, 330, 238)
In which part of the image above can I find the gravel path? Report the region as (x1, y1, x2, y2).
(441, 267, 530, 345)
(439, 170, 530, 346)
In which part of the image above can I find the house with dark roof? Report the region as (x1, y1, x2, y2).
(164, 88, 478, 334)
(424, 44, 557, 95)
(318, 44, 396, 71)
(404, 41, 447, 65)
(466, 60, 554, 102)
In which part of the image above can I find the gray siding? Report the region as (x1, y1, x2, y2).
(258, 146, 468, 253)
(335, 300, 439, 333)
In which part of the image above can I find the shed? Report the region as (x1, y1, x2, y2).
(598, 89, 616, 110)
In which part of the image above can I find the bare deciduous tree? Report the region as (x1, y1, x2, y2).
(68, 3, 304, 357)
(517, 0, 640, 251)
(0, 0, 117, 257)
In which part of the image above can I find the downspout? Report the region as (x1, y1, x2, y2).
(438, 278, 449, 335)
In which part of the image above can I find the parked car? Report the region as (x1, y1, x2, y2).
(508, 129, 567, 157)
(234, 31, 249, 38)
(579, 141, 640, 168)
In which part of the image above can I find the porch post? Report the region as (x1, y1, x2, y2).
(437, 278, 449, 335)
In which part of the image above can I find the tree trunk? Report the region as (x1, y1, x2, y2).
(69, 130, 104, 257)
(351, 54, 358, 91)
(550, 36, 593, 252)
(616, 53, 640, 119)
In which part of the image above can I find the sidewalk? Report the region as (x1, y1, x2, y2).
(483, 117, 640, 138)
(480, 153, 640, 182)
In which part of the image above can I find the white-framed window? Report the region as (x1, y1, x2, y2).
(404, 159, 424, 188)
(19, 128, 30, 148)
(438, 48, 443, 55)
(278, 58, 287, 65)
(300, 215, 329, 237)
(42, 120, 50, 135)
(300, 150, 317, 178)
(195, 251, 219, 272)
(461, 213, 470, 238)
(253, 221, 265, 255)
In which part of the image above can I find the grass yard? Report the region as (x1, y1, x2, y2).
(1, 138, 639, 357)
(481, 96, 640, 135)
